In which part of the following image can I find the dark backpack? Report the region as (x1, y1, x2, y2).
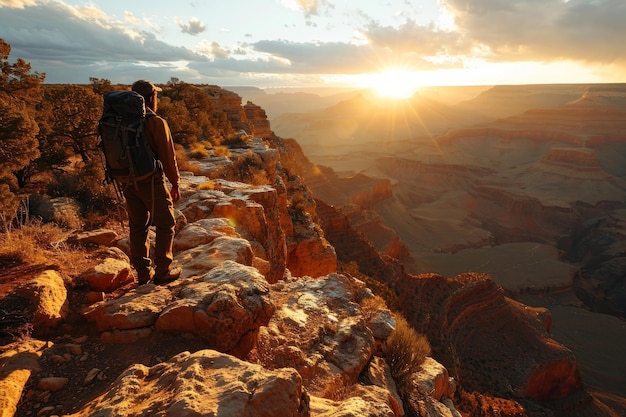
(98, 91, 159, 184)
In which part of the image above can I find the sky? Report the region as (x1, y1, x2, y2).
(1, 0, 625, 93)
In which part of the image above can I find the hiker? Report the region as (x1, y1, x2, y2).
(124, 79, 182, 284)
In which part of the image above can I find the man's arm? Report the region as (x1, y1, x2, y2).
(147, 116, 181, 191)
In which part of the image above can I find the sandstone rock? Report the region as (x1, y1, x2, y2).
(177, 179, 289, 283)
(82, 257, 132, 292)
(287, 232, 337, 278)
(84, 291, 105, 304)
(253, 256, 271, 277)
(66, 229, 118, 247)
(14, 270, 68, 334)
(414, 357, 455, 401)
(81, 247, 133, 292)
(0, 340, 47, 417)
(157, 261, 275, 356)
(36, 405, 55, 416)
(366, 309, 396, 341)
(83, 368, 101, 385)
(395, 272, 583, 402)
(366, 356, 404, 416)
(310, 393, 397, 417)
(257, 274, 374, 397)
(37, 376, 68, 391)
(173, 217, 238, 252)
(70, 350, 309, 417)
(243, 101, 272, 138)
(413, 397, 460, 417)
(82, 284, 174, 332)
(175, 235, 253, 278)
(176, 189, 223, 222)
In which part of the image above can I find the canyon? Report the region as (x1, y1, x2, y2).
(2, 83, 625, 417)
(238, 83, 626, 407)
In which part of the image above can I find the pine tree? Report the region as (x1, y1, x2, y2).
(0, 39, 45, 221)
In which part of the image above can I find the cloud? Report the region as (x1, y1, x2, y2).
(2, 0, 624, 87)
(175, 17, 206, 35)
(441, 0, 626, 63)
(362, 20, 470, 57)
(251, 39, 438, 73)
(0, 1, 206, 83)
(196, 41, 230, 59)
(0, 0, 36, 8)
(278, 0, 333, 17)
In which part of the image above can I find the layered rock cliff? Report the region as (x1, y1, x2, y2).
(1, 85, 623, 417)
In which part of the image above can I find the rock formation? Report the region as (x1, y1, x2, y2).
(244, 100, 273, 139)
(2, 84, 624, 417)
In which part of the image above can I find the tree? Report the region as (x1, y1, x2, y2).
(0, 39, 44, 220)
(161, 81, 223, 144)
(37, 84, 102, 165)
(36, 84, 114, 213)
(156, 96, 202, 146)
(89, 77, 114, 95)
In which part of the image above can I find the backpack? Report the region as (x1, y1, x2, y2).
(98, 91, 159, 185)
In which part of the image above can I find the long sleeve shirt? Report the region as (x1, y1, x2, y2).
(144, 109, 180, 187)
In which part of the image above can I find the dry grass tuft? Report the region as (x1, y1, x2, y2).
(0, 218, 67, 264)
(175, 145, 203, 175)
(197, 181, 218, 191)
(0, 214, 94, 279)
(189, 142, 210, 158)
(213, 146, 230, 157)
(361, 295, 388, 311)
(382, 314, 431, 397)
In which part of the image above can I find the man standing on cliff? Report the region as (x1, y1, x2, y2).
(126, 80, 182, 284)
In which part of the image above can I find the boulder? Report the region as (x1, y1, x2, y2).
(0, 340, 47, 417)
(14, 270, 68, 334)
(173, 217, 238, 252)
(287, 233, 337, 278)
(66, 229, 118, 247)
(257, 274, 374, 397)
(82, 284, 174, 331)
(80, 247, 133, 292)
(175, 235, 253, 279)
(157, 261, 275, 356)
(414, 357, 455, 401)
(32, 196, 83, 228)
(70, 350, 309, 417)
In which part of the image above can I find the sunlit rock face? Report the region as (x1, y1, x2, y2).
(243, 100, 273, 139)
(394, 272, 584, 402)
(71, 350, 310, 417)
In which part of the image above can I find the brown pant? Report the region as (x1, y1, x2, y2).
(123, 175, 176, 276)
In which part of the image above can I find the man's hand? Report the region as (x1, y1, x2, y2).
(171, 185, 180, 203)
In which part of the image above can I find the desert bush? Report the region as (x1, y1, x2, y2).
(189, 142, 210, 158)
(221, 134, 247, 148)
(288, 192, 309, 221)
(213, 146, 230, 157)
(224, 152, 268, 185)
(360, 295, 388, 315)
(383, 314, 431, 397)
(175, 145, 202, 175)
(198, 181, 217, 190)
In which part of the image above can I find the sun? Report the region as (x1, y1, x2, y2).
(370, 68, 421, 99)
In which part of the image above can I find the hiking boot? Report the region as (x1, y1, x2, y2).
(137, 268, 155, 285)
(154, 266, 182, 284)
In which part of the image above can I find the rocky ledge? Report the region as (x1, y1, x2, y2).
(1, 147, 459, 417)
